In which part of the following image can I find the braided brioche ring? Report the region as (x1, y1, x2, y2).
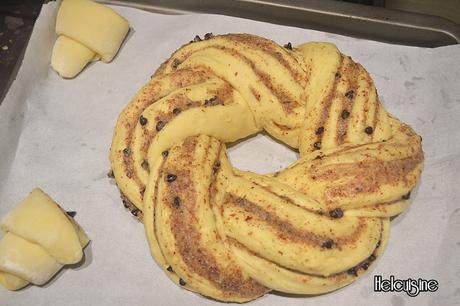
(110, 34, 423, 302)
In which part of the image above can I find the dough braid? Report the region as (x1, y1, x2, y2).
(110, 34, 423, 302)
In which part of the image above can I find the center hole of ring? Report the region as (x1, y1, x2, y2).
(227, 133, 299, 175)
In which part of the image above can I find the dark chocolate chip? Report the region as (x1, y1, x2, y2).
(167, 266, 174, 272)
(204, 96, 218, 107)
(172, 59, 180, 69)
(283, 42, 292, 50)
(123, 148, 131, 157)
(212, 161, 221, 174)
(156, 120, 166, 131)
(376, 240, 381, 248)
(172, 108, 182, 115)
(131, 209, 140, 217)
(139, 115, 148, 126)
(314, 155, 323, 160)
(66, 211, 76, 218)
(341, 110, 350, 119)
(162, 150, 169, 158)
(321, 239, 335, 249)
(166, 174, 177, 182)
(179, 278, 186, 286)
(313, 141, 321, 150)
(345, 90, 355, 99)
(402, 191, 411, 200)
(329, 208, 344, 218)
(365, 126, 374, 134)
(194, 35, 202, 42)
(172, 197, 181, 209)
(122, 199, 130, 208)
(315, 126, 324, 135)
(204, 32, 213, 40)
(335, 72, 341, 79)
(362, 262, 369, 270)
(107, 170, 114, 178)
(347, 267, 358, 276)
(141, 160, 149, 170)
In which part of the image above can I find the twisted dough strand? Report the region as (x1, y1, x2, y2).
(110, 34, 423, 302)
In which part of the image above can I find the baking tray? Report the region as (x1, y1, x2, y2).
(2, 0, 459, 104)
(101, 0, 460, 47)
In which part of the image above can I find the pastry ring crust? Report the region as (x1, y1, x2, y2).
(110, 34, 423, 302)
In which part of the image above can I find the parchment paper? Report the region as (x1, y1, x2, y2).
(1, 2, 459, 306)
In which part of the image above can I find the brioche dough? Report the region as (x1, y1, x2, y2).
(0, 188, 89, 290)
(110, 34, 424, 302)
(51, 0, 129, 78)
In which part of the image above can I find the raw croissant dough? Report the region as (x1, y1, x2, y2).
(51, 0, 129, 78)
(0, 188, 89, 290)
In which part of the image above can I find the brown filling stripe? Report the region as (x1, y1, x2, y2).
(160, 137, 267, 298)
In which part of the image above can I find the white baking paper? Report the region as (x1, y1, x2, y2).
(0, 2, 459, 306)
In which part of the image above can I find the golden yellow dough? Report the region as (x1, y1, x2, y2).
(110, 33, 424, 302)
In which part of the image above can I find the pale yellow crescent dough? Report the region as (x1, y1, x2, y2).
(51, 0, 129, 78)
(110, 34, 423, 302)
(0, 188, 90, 290)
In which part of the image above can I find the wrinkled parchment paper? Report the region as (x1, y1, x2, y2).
(1, 2, 459, 306)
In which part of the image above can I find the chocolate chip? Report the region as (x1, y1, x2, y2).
(314, 155, 323, 160)
(172, 108, 182, 115)
(283, 42, 292, 50)
(122, 199, 130, 208)
(321, 239, 335, 249)
(179, 278, 186, 286)
(193, 35, 202, 42)
(172, 58, 181, 69)
(376, 240, 381, 248)
(212, 161, 221, 174)
(139, 115, 148, 126)
(107, 170, 114, 178)
(345, 90, 355, 99)
(66, 211, 76, 218)
(123, 148, 131, 157)
(335, 72, 341, 79)
(162, 150, 169, 158)
(368, 254, 376, 261)
(347, 267, 358, 276)
(156, 121, 165, 131)
(131, 209, 140, 217)
(172, 197, 181, 209)
(204, 32, 213, 40)
(365, 126, 374, 134)
(140, 188, 145, 196)
(166, 174, 177, 182)
(315, 126, 324, 135)
(341, 110, 350, 119)
(167, 266, 174, 272)
(204, 96, 219, 107)
(362, 262, 369, 270)
(402, 191, 411, 200)
(329, 208, 344, 218)
(141, 160, 149, 170)
(313, 141, 321, 150)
